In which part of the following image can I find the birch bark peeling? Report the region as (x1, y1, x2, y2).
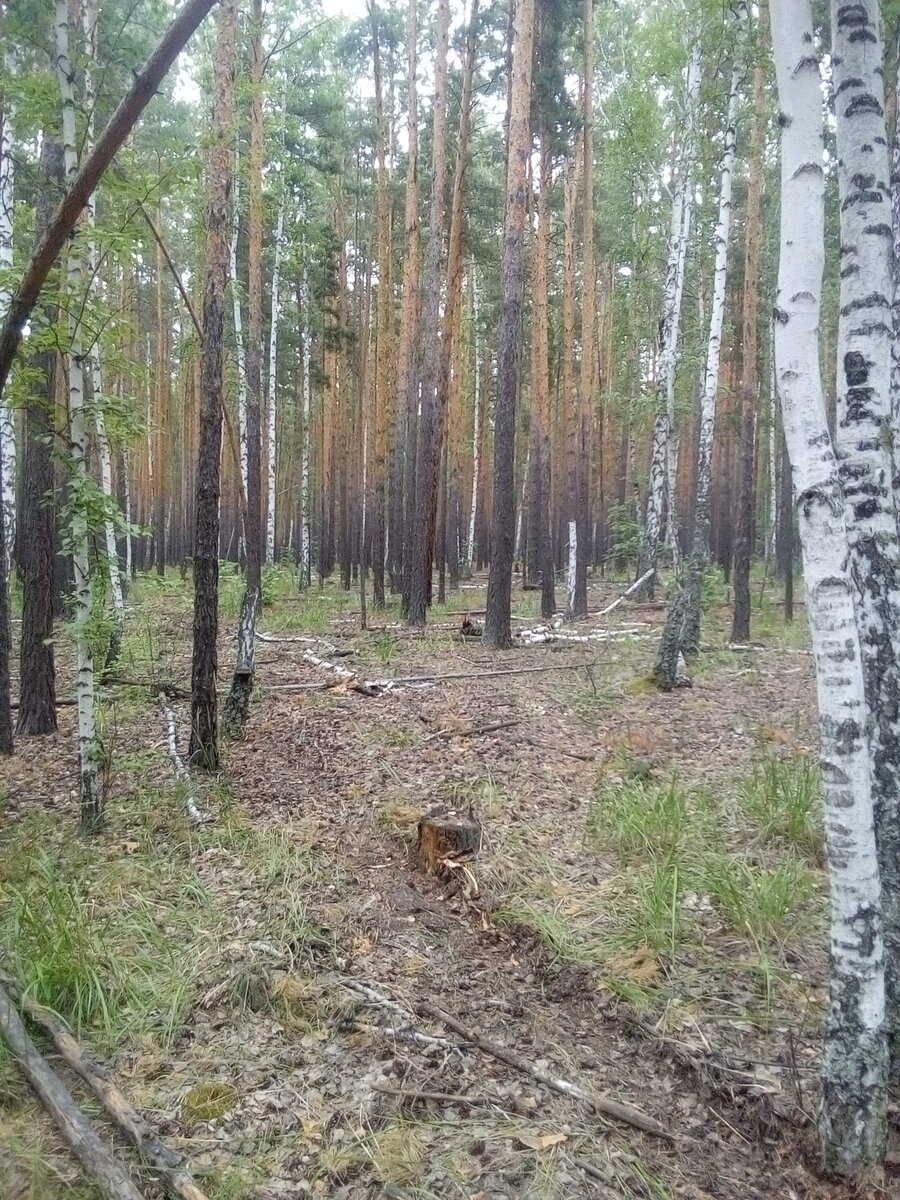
(771, 0, 887, 1174)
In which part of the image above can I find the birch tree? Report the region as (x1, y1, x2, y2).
(655, 15, 743, 688)
(640, 43, 700, 594)
(830, 0, 900, 1086)
(0, 34, 14, 567)
(771, 0, 887, 1173)
(55, 0, 102, 828)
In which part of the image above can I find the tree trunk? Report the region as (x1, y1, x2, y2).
(772, 0, 887, 1173)
(483, 0, 535, 648)
(831, 0, 900, 1095)
(265, 186, 285, 565)
(190, 0, 236, 770)
(731, 2, 767, 643)
(16, 138, 60, 737)
(0, 40, 15, 569)
(224, 0, 264, 734)
(656, 24, 742, 686)
(56, 0, 101, 830)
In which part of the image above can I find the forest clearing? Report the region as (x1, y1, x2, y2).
(2, 567, 847, 1200)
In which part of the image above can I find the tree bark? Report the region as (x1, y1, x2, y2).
(17, 137, 62, 737)
(772, 0, 888, 1174)
(406, 0, 451, 626)
(0, 984, 144, 1200)
(190, 0, 236, 770)
(483, 0, 535, 648)
(831, 0, 900, 1095)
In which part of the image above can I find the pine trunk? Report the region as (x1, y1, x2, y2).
(483, 0, 535, 648)
(190, 0, 236, 770)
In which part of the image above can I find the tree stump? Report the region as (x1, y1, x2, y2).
(416, 809, 481, 876)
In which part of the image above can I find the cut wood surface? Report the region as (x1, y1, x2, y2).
(0, 982, 146, 1200)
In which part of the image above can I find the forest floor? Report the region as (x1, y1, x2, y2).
(1, 564, 895, 1200)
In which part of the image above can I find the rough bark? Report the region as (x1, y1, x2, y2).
(17, 137, 62, 737)
(831, 0, 900, 1095)
(190, 0, 236, 770)
(483, 0, 535, 648)
(772, 0, 888, 1174)
(406, 0, 451, 626)
(0, 40, 15, 566)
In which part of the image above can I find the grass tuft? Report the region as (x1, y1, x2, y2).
(741, 753, 822, 857)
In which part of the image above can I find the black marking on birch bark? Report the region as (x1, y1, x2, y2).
(841, 295, 890, 318)
(845, 94, 884, 118)
(848, 28, 878, 45)
(842, 187, 883, 209)
(777, 111, 791, 128)
(833, 718, 865, 756)
(862, 223, 893, 238)
(841, 264, 861, 278)
(848, 321, 893, 339)
(795, 161, 824, 179)
(773, 305, 789, 325)
(835, 75, 864, 97)
(844, 350, 870, 386)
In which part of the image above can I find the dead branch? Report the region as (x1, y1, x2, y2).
(274, 659, 597, 694)
(0, 975, 208, 1200)
(341, 981, 466, 1053)
(417, 1001, 676, 1144)
(138, 203, 201, 337)
(597, 569, 655, 618)
(373, 1084, 518, 1113)
(0, 0, 219, 400)
(420, 719, 518, 744)
(0, 983, 145, 1200)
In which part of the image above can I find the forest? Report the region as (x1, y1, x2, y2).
(2, 0, 900, 1194)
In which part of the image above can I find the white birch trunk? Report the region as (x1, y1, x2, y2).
(467, 263, 480, 571)
(772, 0, 887, 1172)
(890, 29, 900, 506)
(0, 47, 16, 566)
(229, 158, 249, 529)
(831, 0, 900, 1094)
(644, 44, 700, 579)
(767, 318, 778, 562)
(265, 190, 285, 566)
(565, 519, 577, 620)
(55, 0, 100, 826)
(298, 262, 312, 590)
(81, 0, 125, 658)
(123, 446, 133, 579)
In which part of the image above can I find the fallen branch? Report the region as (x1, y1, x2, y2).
(271, 658, 596, 696)
(417, 1001, 676, 1144)
(420, 719, 519, 745)
(0, 983, 145, 1200)
(373, 1084, 515, 1113)
(342, 980, 466, 1053)
(597, 569, 655, 618)
(158, 695, 212, 825)
(1, 974, 209, 1200)
(257, 631, 338, 651)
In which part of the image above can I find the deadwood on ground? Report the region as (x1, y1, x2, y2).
(0, 983, 145, 1200)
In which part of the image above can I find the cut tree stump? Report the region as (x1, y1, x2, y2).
(416, 810, 481, 875)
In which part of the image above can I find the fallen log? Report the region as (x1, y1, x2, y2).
(1, 975, 209, 1200)
(0, 983, 145, 1200)
(597, 569, 655, 617)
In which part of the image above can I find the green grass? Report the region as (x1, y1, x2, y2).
(587, 775, 718, 861)
(701, 855, 815, 945)
(741, 753, 822, 857)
